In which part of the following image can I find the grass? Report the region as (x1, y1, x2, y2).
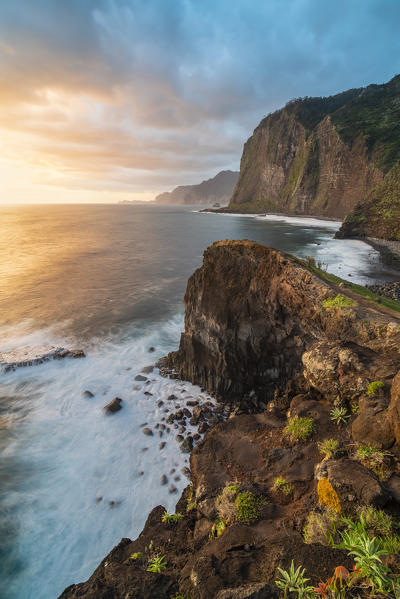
(367, 381, 385, 396)
(147, 553, 167, 573)
(283, 416, 314, 443)
(234, 491, 263, 525)
(272, 477, 293, 495)
(318, 438, 340, 459)
(330, 406, 350, 426)
(129, 552, 143, 561)
(161, 511, 183, 525)
(322, 294, 357, 309)
(297, 257, 400, 314)
(355, 445, 388, 479)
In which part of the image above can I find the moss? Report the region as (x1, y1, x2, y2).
(129, 552, 143, 561)
(317, 478, 341, 514)
(234, 491, 263, 525)
(322, 294, 357, 309)
(283, 416, 314, 443)
(367, 381, 385, 396)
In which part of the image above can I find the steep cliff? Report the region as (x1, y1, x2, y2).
(336, 161, 400, 241)
(227, 75, 400, 221)
(61, 242, 400, 599)
(154, 170, 239, 205)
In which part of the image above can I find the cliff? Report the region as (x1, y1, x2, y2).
(61, 242, 400, 599)
(154, 170, 239, 205)
(336, 161, 400, 241)
(226, 75, 400, 223)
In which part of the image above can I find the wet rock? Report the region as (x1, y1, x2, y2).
(176, 434, 184, 442)
(155, 424, 160, 429)
(148, 346, 155, 352)
(158, 431, 163, 437)
(140, 422, 148, 427)
(144, 391, 153, 396)
(141, 447, 148, 452)
(167, 394, 177, 401)
(95, 496, 102, 503)
(169, 484, 178, 494)
(174, 476, 180, 482)
(193, 433, 201, 441)
(142, 428, 153, 436)
(180, 436, 193, 453)
(109, 500, 121, 508)
(160, 474, 168, 485)
(141, 365, 154, 374)
(159, 424, 166, 430)
(138, 471, 144, 476)
(187, 400, 199, 406)
(0, 345, 85, 372)
(198, 422, 209, 434)
(103, 397, 123, 414)
(158, 400, 164, 407)
(82, 390, 94, 398)
(181, 466, 191, 479)
(170, 468, 176, 474)
(134, 374, 147, 382)
(132, 385, 141, 391)
(183, 408, 192, 418)
(159, 442, 166, 450)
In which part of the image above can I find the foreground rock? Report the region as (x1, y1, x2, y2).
(104, 398, 123, 414)
(60, 241, 400, 599)
(0, 345, 85, 372)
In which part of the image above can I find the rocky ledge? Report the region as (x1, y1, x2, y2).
(60, 241, 400, 599)
(0, 345, 85, 372)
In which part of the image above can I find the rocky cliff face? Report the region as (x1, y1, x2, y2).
(336, 161, 400, 241)
(155, 170, 239, 205)
(61, 242, 400, 599)
(227, 76, 400, 223)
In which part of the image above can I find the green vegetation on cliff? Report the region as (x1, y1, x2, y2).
(227, 75, 400, 235)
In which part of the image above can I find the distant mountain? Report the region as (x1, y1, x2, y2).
(154, 170, 239, 205)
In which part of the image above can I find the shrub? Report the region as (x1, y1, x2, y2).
(367, 381, 385, 396)
(275, 560, 314, 598)
(147, 553, 167, 573)
(317, 478, 341, 514)
(337, 530, 391, 592)
(303, 510, 339, 545)
(272, 477, 293, 495)
(330, 406, 350, 426)
(322, 294, 357, 310)
(360, 505, 393, 536)
(234, 491, 263, 525)
(129, 552, 143, 560)
(283, 416, 314, 443)
(161, 511, 183, 525)
(209, 517, 228, 539)
(216, 482, 240, 523)
(355, 445, 387, 479)
(318, 438, 340, 459)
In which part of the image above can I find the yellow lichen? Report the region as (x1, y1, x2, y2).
(317, 477, 341, 514)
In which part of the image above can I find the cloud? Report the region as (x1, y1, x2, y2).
(0, 0, 399, 200)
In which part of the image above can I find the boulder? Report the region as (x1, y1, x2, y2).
(103, 397, 123, 414)
(315, 458, 388, 506)
(351, 396, 394, 448)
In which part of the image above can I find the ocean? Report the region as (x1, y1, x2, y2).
(0, 203, 398, 599)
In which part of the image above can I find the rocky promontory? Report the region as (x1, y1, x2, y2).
(60, 241, 400, 599)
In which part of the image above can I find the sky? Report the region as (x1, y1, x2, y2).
(0, 0, 399, 204)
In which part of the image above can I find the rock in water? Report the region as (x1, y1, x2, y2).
(82, 390, 94, 398)
(0, 345, 85, 373)
(103, 397, 123, 414)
